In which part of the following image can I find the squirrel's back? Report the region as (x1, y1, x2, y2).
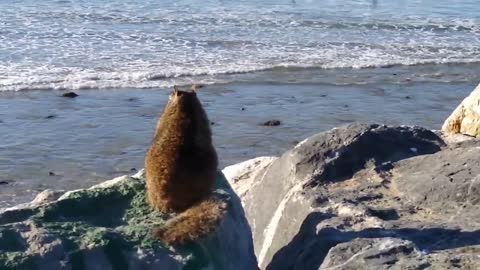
(145, 86, 223, 245)
(145, 86, 218, 213)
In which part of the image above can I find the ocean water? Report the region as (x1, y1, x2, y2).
(1, 0, 479, 91)
(1, 0, 480, 207)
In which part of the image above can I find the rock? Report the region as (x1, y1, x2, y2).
(320, 238, 419, 269)
(262, 120, 281, 126)
(223, 157, 278, 200)
(48, 172, 55, 176)
(0, 180, 15, 185)
(62, 92, 79, 98)
(439, 130, 478, 145)
(442, 83, 480, 137)
(241, 107, 246, 111)
(3, 190, 65, 212)
(318, 237, 480, 270)
(393, 144, 480, 218)
(0, 171, 257, 270)
(225, 123, 480, 269)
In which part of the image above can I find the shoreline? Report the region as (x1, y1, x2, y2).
(2, 61, 480, 93)
(0, 80, 477, 207)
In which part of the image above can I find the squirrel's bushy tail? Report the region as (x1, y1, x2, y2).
(154, 199, 227, 245)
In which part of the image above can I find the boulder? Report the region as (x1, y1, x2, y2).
(443, 83, 480, 137)
(0, 170, 257, 270)
(224, 123, 480, 269)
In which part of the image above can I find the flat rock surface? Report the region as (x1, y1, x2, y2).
(224, 123, 480, 269)
(0, 171, 257, 270)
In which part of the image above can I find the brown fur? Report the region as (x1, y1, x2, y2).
(144, 86, 218, 213)
(154, 199, 227, 245)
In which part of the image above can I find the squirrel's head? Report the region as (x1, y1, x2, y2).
(160, 84, 211, 134)
(168, 85, 197, 102)
(165, 85, 204, 116)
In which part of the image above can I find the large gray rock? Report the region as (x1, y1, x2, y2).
(0, 171, 257, 270)
(223, 123, 480, 269)
(394, 142, 480, 223)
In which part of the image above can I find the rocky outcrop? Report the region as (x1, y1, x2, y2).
(443, 83, 480, 137)
(0, 171, 257, 270)
(223, 123, 480, 269)
(4, 118, 480, 269)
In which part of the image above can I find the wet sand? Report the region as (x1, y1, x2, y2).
(0, 80, 476, 207)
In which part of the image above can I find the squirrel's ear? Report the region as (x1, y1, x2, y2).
(173, 85, 179, 95)
(191, 84, 198, 93)
(191, 84, 204, 93)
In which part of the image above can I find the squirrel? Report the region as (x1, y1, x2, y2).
(144, 85, 225, 245)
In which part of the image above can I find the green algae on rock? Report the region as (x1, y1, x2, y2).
(0, 170, 258, 270)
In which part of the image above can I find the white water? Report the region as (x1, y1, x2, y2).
(1, 0, 479, 91)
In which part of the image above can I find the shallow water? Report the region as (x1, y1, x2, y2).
(0, 71, 476, 207)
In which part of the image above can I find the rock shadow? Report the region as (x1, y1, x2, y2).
(266, 212, 334, 270)
(0, 228, 27, 252)
(367, 207, 400, 221)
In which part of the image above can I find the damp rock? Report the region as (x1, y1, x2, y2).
(262, 120, 281, 126)
(62, 92, 79, 98)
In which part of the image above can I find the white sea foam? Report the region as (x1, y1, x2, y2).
(1, 0, 479, 91)
(1, 57, 479, 92)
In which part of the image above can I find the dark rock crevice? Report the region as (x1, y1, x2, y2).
(268, 213, 480, 269)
